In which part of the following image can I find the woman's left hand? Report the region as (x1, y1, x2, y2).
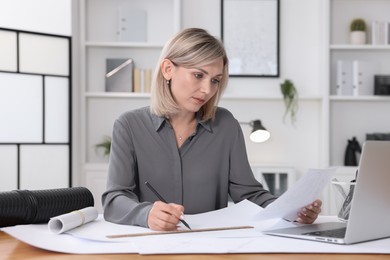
(296, 199, 322, 224)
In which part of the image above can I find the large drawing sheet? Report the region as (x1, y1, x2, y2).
(2, 214, 390, 255)
(2, 199, 390, 254)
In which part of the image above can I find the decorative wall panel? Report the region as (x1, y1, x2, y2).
(0, 145, 17, 191)
(19, 33, 69, 76)
(19, 145, 69, 189)
(45, 76, 69, 143)
(0, 28, 71, 189)
(0, 72, 43, 142)
(0, 30, 17, 71)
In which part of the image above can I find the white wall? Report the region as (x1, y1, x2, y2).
(0, 0, 71, 36)
(183, 0, 322, 97)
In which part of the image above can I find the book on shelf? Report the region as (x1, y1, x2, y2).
(105, 58, 133, 92)
(371, 20, 390, 45)
(336, 60, 353, 96)
(143, 69, 152, 93)
(352, 60, 379, 96)
(116, 8, 147, 42)
(133, 68, 153, 93)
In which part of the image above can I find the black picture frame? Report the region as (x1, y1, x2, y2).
(221, 0, 280, 77)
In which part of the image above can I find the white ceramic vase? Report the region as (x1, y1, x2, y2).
(350, 31, 366, 45)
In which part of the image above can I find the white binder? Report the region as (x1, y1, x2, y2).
(336, 60, 353, 96)
(352, 60, 379, 96)
(117, 8, 147, 42)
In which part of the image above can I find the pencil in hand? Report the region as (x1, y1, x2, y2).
(145, 181, 192, 230)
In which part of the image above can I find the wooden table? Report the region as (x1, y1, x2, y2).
(1, 231, 390, 259)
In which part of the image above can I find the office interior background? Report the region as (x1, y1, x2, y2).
(1, 0, 389, 215)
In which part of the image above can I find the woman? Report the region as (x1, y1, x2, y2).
(102, 28, 321, 231)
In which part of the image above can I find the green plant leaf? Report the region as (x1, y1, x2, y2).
(280, 79, 299, 125)
(95, 135, 112, 157)
(350, 18, 366, 32)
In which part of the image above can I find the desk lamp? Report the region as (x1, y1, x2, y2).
(242, 120, 270, 143)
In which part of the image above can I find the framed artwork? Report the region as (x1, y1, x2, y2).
(221, 0, 280, 77)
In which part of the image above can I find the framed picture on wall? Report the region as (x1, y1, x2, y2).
(221, 0, 280, 77)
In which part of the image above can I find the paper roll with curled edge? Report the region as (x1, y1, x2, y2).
(48, 207, 98, 234)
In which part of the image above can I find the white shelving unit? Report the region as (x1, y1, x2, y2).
(325, 0, 390, 168)
(321, 0, 390, 214)
(72, 0, 182, 202)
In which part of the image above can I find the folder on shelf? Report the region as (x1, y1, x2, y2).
(105, 58, 134, 92)
(336, 60, 353, 96)
(117, 8, 147, 42)
(352, 60, 379, 96)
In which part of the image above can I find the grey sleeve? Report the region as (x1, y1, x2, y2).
(228, 120, 277, 207)
(101, 118, 152, 227)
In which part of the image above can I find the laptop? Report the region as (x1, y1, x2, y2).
(264, 141, 390, 244)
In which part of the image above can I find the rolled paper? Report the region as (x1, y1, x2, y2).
(48, 206, 98, 234)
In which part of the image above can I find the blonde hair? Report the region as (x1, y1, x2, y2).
(150, 28, 229, 121)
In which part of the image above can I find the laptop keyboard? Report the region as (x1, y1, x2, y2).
(302, 227, 347, 238)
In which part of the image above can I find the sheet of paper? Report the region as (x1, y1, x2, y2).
(254, 168, 336, 221)
(183, 199, 262, 229)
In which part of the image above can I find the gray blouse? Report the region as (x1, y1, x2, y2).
(102, 106, 277, 227)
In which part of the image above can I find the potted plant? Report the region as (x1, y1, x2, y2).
(95, 135, 112, 157)
(280, 79, 298, 125)
(350, 18, 366, 45)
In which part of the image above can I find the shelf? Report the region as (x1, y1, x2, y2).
(84, 92, 323, 101)
(84, 92, 151, 99)
(85, 42, 165, 48)
(222, 93, 322, 101)
(330, 95, 390, 101)
(330, 45, 390, 50)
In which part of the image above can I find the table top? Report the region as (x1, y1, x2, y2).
(1, 231, 390, 260)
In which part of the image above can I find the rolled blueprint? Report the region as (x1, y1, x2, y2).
(48, 206, 98, 234)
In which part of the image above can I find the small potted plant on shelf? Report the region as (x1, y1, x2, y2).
(350, 18, 366, 45)
(95, 135, 112, 157)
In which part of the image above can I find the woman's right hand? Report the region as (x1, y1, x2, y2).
(147, 201, 185, 231)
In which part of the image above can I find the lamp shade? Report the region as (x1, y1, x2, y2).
(249, 120, 270, 143)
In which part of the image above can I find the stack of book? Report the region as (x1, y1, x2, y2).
(133, 68, 153, 93)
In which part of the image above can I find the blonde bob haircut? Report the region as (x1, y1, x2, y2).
(150, 28, 229, 121)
